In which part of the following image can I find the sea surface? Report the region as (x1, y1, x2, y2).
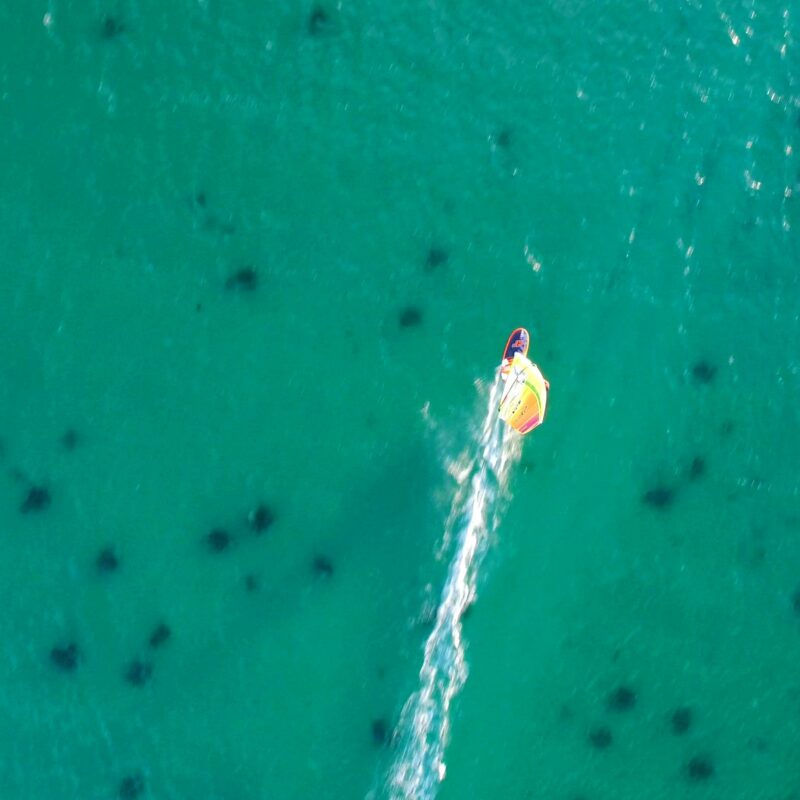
(1, 1, 799, 799)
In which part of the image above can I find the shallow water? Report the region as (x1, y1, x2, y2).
(0, 1, 798, 798)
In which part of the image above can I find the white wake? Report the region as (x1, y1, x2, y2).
(385, 373, 522, 800)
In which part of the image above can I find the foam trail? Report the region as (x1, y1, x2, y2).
(386, 374, 522, 800)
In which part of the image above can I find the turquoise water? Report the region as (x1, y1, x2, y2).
(1, 1, 799, 798)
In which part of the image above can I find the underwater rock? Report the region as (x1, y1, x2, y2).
(308, 6, 330, 35)
(398, 306, 422, 328)
(100, 15, 124, 39)
(606, 685, 636, 712)
(195, 191, 207, 208)
(225, 268, 258, 291)
(791, 586, 800, 616)
(206, 529, 231, 552)
(118, 773, 144, 799)
(125, 659, 153, 687)
(50, 643, 80, 672)
(371, 718, 389, 746)
(588, 725, 613, 749)
(686, 754, 714, 781)
(642, 486, 674, 509)
(61, 429, 79, 450)
(688, 456, 706, 481)
(148, 623, 171, 649)
(248, 503, 275, 534)
(691, 361, 716, 384)
(96, 547, 119, 573)
(20, 486, 51, 513)
(312, 555, 334, 578)
(670, 706, 692, 735)
(424, 246, 449, 272)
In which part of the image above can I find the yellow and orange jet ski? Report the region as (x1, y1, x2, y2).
(498, 327, 549, 435)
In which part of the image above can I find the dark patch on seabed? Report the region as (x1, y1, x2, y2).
(398, 306, 422, 328)
(605, 685, 636, 712)
(312, 554, 334, 578)
(424, 246, 449, 272)
(792, 586, 800, 616)
(688, 455, 705, 480)
(118, 772, 144, 799)
(206, 528, 231, 552)
(685, 754, 715, 781)
(225, 267, 258, 291)
(125, 658, 154, 687)
(60, 428, 80, 450)
(248, 502, 275, 533)
(50, 643, 80, 672)
(193, 190, 236, 235)
(691, 360, 716, 384)
(20, 485, 50, 513)
(670, 706, 692, 735)
(148, 622, 171, 649)
(308, 6, 331, 35)
(371, 718, 390, 746)
(493, 128, 512, 148)
(99, 15, 125, 40)
(642, 486, 674, 509)
(96, 546, 120, 573)
(587, 725, 613, 749)
(643, 455, 707, 511)
(244, 573, 259, 592)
